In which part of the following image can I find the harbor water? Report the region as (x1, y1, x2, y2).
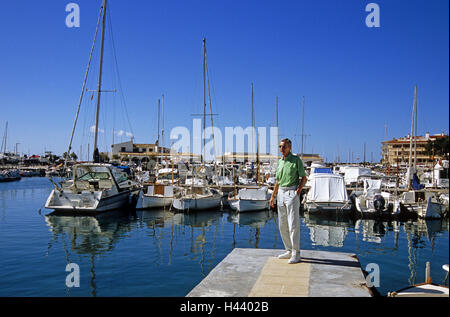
(0, 177, 448, 297)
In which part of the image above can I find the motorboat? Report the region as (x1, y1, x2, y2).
(45, 163, 139, 213)
(303, 173, 352, 212)
(228, 186, 270, 212)
(352, 178, 394, 215)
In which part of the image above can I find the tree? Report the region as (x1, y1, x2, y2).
(425, 136, 449, 160)
(99, 152, 110, 162)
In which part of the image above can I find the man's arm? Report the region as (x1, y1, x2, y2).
(296, 176, 307, 196)
(270, 180, 279, 208)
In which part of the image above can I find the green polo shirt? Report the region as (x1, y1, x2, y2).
(276, 152, 306, 187)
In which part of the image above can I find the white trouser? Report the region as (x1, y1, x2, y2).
(277, 187, 300, 253)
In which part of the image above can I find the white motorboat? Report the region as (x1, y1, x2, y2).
(172, 186, 222, 211)
(45, 163, 139, 213)
(353, 178, 394, 215)
(303, 173, 352, 212)
(228, 186, 270, 212)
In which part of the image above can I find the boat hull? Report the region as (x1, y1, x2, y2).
(140, 195, 173, 209)
(172, 195, 222, 211)
(388, 283, 449, 297)
(45, 189, 132, 213)
(305, 201, 352, 213)
(228, 199, 269, 212)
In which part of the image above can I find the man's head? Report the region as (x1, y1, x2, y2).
(279, 138, 292, 157)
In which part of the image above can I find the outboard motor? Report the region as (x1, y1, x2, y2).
(373, 194, 385, 212)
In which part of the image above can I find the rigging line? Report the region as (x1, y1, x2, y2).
(205, 44, 216, 161)
(65, 4, 103, 168)
(106, 6, 134, 137)
(106, 8, 118, 148)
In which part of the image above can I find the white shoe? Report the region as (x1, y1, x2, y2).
(288, 251, 301, 264)
(278, 250, 292, 259)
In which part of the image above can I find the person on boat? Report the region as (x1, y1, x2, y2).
(270, 138, 307, 264)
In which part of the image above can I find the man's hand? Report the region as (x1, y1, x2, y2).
(296, 187, 302, 196)
(270, 196, 275, 208)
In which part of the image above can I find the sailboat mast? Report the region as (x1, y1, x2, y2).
(413, 86, 417, 169)
(202, 38, 206, 164)
(301, 96, 305, 156)
(1, 121, 7, 153)
(157, 98, 160, 150)
(161, 94, 165, 150)
(276, 96, 279, 159)
(93, 0, 107, 162)
(407, 85, 417, 189)
(251, 83, 255, 155)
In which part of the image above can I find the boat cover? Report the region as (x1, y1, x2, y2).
(307, 174, 348, 202)
(238, 187, 268, 200)
(363, 179, 382, 197)
(344, 167, 371, 184)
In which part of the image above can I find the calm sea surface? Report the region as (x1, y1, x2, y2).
(0, 177, 448, 297)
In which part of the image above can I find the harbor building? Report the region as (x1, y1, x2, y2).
(111, 140, 202, 164)
(381, 132, 448, 167)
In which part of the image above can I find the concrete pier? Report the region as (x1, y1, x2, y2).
(187, 248, 372, 297)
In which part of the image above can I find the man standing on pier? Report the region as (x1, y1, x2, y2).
(270, 138, 307, 264)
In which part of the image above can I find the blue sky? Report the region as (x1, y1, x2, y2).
(0, 0, 448, 162)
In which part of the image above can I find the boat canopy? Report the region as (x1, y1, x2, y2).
(307, 174, 348, 203)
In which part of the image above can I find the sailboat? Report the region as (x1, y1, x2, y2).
(228, 83, 270, 212)
(388, 262, 449, 297)
(172, 38, 222, 212)
(45, 0, 139, 213)
(398, 86, 444, 219)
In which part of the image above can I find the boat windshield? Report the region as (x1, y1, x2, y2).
(75, 166, 111, 181)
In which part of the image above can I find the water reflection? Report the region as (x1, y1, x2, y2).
(45, 210, 136, 296)
(227, 210, 275, 249)
(43, 207, 448, 296)
(303, 211, 449, 289)
(303, 213, 354, 247)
